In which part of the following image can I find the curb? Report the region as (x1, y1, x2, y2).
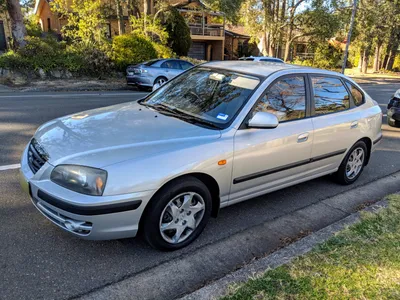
(179, 199, 390, 300)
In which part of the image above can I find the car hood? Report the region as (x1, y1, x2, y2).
(34, 101, 221, 167)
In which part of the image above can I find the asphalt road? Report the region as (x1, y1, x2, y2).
(1, 81, 400, 300)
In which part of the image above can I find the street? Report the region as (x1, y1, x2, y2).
(1, 82, 400, 300)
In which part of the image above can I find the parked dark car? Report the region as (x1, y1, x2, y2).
(387, 89, 400, 127)
(126, 59, 194, 90)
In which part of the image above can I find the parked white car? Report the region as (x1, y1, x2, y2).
(20, 61, 382, 250)
(239, 56, 284, 63)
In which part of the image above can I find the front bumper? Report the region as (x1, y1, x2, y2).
(20, 146, 155, 240)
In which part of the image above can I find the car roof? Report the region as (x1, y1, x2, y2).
(202, 61, 342, 78)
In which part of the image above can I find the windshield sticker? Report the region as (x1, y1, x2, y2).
(216, 113, 229, 121)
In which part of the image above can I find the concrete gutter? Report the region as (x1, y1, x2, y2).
(76, 171, 400, 300)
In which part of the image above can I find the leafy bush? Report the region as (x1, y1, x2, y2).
(24, 15, 43, 37)
(152, 42, 174, 58)
(392, 54, 400, 71)
(67, 42, 113, 76)
(164, 7, 192, 56)
(0, 37, 113, 77)
(112, 34, 158, 70)
(293, 43, 344, 70)
(0, 36, 80, 73)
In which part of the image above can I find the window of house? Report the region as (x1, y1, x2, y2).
(252, 76, 306, 122)
(345, 81, 365, 106)
(47, 18, 51, 31)
(311, 76, 350, 115)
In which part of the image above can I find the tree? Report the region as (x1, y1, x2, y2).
(6, 0, 27, 48)
(115, 0, 125, 35)
(164, 7, 192, 56)
(51, 0, 107, 46)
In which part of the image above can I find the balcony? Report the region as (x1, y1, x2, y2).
(189, 24, 224, 38)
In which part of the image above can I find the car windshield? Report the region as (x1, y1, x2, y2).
(141, 67, 261, 129)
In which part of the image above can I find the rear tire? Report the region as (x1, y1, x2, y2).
(154, 76, 168, 86)
(333, 141, 368, 185)
(142, 176, 212, 251)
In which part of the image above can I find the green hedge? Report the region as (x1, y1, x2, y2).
(112, 34, 158, 70)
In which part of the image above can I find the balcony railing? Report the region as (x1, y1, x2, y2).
(189, 24, 224, 37)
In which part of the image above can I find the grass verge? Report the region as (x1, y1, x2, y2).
(222, 194, 400, 300)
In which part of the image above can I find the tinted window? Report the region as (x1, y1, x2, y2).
(180, 61, 193, 70)
(253, 76, 306, 122)
(311, 76, 350, 115)
(245, 58, 254, 61)
(143, 59, 162, 66)
(345, 81, 364, 106)
(161, 60, 181, 69)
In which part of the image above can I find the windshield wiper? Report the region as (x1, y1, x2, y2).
(153, 104, 221, 129)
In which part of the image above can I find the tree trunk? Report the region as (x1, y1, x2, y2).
(128, 0, 141, 18)
(143, 0, 148, 36)
(361, 48, 370, 74)
(358, 49, 363, 71)
(115, 0, 125, 35)
(6, 0, 27, 49)
(373, 43, 381, 72)
(262, 31, 268, 56)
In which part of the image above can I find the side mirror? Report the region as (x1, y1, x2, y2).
(248, 112, 279, 129)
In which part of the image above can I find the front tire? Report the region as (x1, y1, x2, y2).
(142, 177, 212, 251)
(333, 141, 368, 185)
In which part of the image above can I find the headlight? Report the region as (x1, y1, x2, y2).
(50, 165, 107, 196)
(394, 89, 400, 99)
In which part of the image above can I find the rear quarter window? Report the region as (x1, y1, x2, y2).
(345, 81, 365, 106)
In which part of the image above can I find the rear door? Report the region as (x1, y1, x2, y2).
(308, 75, 362, 174)
(161, 60, 183, 80)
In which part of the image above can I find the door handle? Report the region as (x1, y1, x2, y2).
(351, 121, 358, 129)
(297, 132, 309, 143)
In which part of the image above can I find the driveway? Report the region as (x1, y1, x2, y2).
(0, 82, 399, 300)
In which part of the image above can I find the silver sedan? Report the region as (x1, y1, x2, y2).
(126, 58, 194, 90)
(20, 61, 382, 250)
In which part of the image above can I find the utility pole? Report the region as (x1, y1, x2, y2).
(342, 0, 358, 74)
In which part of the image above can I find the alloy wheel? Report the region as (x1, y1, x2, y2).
(346, 147, 365, 180)
(159, 192, 205, 244)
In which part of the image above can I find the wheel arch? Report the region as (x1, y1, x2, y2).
(358, 137, 372, 165)
(153, 75, 168, 86)
(138, 172, 221, 233)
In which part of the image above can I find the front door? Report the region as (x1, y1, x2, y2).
(230, 75, 314, 204)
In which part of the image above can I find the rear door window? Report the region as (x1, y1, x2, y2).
(311, 76, 350, 116)
(161, 60, 182, 69)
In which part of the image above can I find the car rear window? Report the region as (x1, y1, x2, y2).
(143, 59, 162, 66)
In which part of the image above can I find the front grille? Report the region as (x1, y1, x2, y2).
(27, 139, 48, 174)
